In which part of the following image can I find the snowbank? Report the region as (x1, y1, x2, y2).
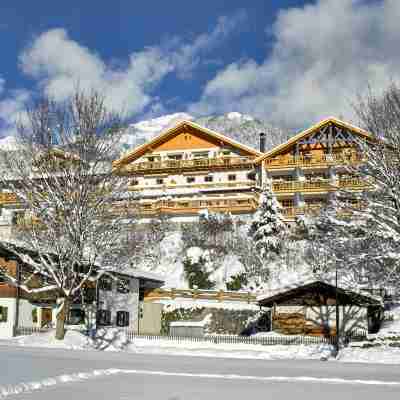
(5, 328, 400, 364)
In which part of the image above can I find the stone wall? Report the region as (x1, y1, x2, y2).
(162, 307, 260, 335)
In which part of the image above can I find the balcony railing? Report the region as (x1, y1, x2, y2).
(282, 202, 364, 219)
(114, 197, 259, 216)
(128, 180, 257, 191)
(272, 180, 332, 193)
(0, 192, 18, 205)
(119, 157, 253, 175)
(265, 153, 364, 169)
(281, 205, 323, 218)
(272, 178, 369, 193)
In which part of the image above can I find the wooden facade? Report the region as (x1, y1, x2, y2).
(0, 117, 374, 221)
(258, 281, 382, 336)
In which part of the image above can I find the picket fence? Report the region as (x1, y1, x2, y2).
(125, 330, 367, 346)
(16, 326, 367, 346)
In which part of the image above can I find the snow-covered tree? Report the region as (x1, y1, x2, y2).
(249, 188, 287, 260)
(0, 91, 130, 339)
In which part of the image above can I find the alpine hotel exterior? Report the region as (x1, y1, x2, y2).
(110, 117, 371, 221)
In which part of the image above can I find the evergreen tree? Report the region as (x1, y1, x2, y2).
(249, 188, 287, 262)
(183, 256, 215, 289)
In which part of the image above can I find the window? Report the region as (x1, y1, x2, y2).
(186, 177, 195, 183)
(98, 276, 113, 291)
(147, 156, 155, 162)
(97, 309, 112, 326)
(68, 308, 85, 325)
(0, 306, 7, 322)
(167, 154, 183, 160)
(222, 150, 231, 156)
(193, 151, 209, 159)
(116, 311, 130, 327)
(156, 178, 164, 185)
(247, 172, 256, 181)
(228, 174, 236, 181)
(12, 211, 25, 226)
(117, 278, 130, 294)
(82, 287, 96, 303)
(130, 180, 139, 186)
(204, 176, 213, 183)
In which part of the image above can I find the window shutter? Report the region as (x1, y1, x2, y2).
(116, 311, 129, 327)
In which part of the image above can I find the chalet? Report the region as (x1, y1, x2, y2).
(257, 280, 383, 336)
(0, 242, 165, 339)
(254, 117, 375, 221)
(112, 120, 263, 219)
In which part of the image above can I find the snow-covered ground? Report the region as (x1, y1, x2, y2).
(2, 329, 400, 365)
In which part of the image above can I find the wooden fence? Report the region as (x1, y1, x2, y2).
(144, 288, 257, 304)
(15, 326, 367, 346)
(125, 330, 367, 346)
(16, 326, 51, 336)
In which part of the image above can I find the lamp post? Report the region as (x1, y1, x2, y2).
(335, 266, 340, 355)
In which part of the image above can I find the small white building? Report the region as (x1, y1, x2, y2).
(0, 241, 164, 338)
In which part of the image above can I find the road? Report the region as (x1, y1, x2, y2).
(0, 345, 400, 399)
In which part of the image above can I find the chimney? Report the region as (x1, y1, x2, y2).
(259, 132, 266, 153)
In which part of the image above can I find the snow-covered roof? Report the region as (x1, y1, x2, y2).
(257, 279, 382, 306)
(108, 268, 165, 283)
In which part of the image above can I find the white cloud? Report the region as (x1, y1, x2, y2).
(190, 0, 400, 129)
(169, 10, 247, 78)
(19, 29, 173, 115)
(0, 11, 246, 137)
(0, 89, 30, 137)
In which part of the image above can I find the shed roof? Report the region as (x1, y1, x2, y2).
(257, 280, 382, 307)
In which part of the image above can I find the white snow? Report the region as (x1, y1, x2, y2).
(0, 136, 18, 151)
(170, 314, 212, 327)
(3, 329, 400, 365)
(159, 298, 259, 312)
(2, 367, 399, 398)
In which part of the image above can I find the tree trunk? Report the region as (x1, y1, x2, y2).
(55, 297, 70, 340)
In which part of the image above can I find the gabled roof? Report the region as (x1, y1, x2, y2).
(254, 117, 374, 164)
(257, 279, 382, 307)
(113, 120, 263, 169)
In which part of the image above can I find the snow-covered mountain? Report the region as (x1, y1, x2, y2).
(0, 112, 289, 155)
(119, 112, 289, 155)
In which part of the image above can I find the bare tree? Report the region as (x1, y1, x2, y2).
(0, 91, 131, 339)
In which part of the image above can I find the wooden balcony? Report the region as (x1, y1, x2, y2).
(282, 202, 364, 219)
(281, 205, 323, 218)
(265, 153, 364, 170)
(115, 197, 259, 216)
(272, 178, 369, 194)
(118, 157, 253, 175)
(0, 192, 18, 205)
(128, 180, 257, 192)
(272, 180, 332, 193)
(337, 178, 370, 189)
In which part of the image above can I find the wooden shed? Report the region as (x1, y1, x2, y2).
(257, 280, 383, 336)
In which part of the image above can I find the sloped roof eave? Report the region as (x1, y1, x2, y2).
(254, 117, 374, 164)
(113, 120, 263, 169)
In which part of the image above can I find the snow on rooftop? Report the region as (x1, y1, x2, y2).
(256, 278, 382, 304)
(158, 297, 259, 312)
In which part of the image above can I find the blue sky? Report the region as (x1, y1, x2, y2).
(1, 0, 399, 136)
